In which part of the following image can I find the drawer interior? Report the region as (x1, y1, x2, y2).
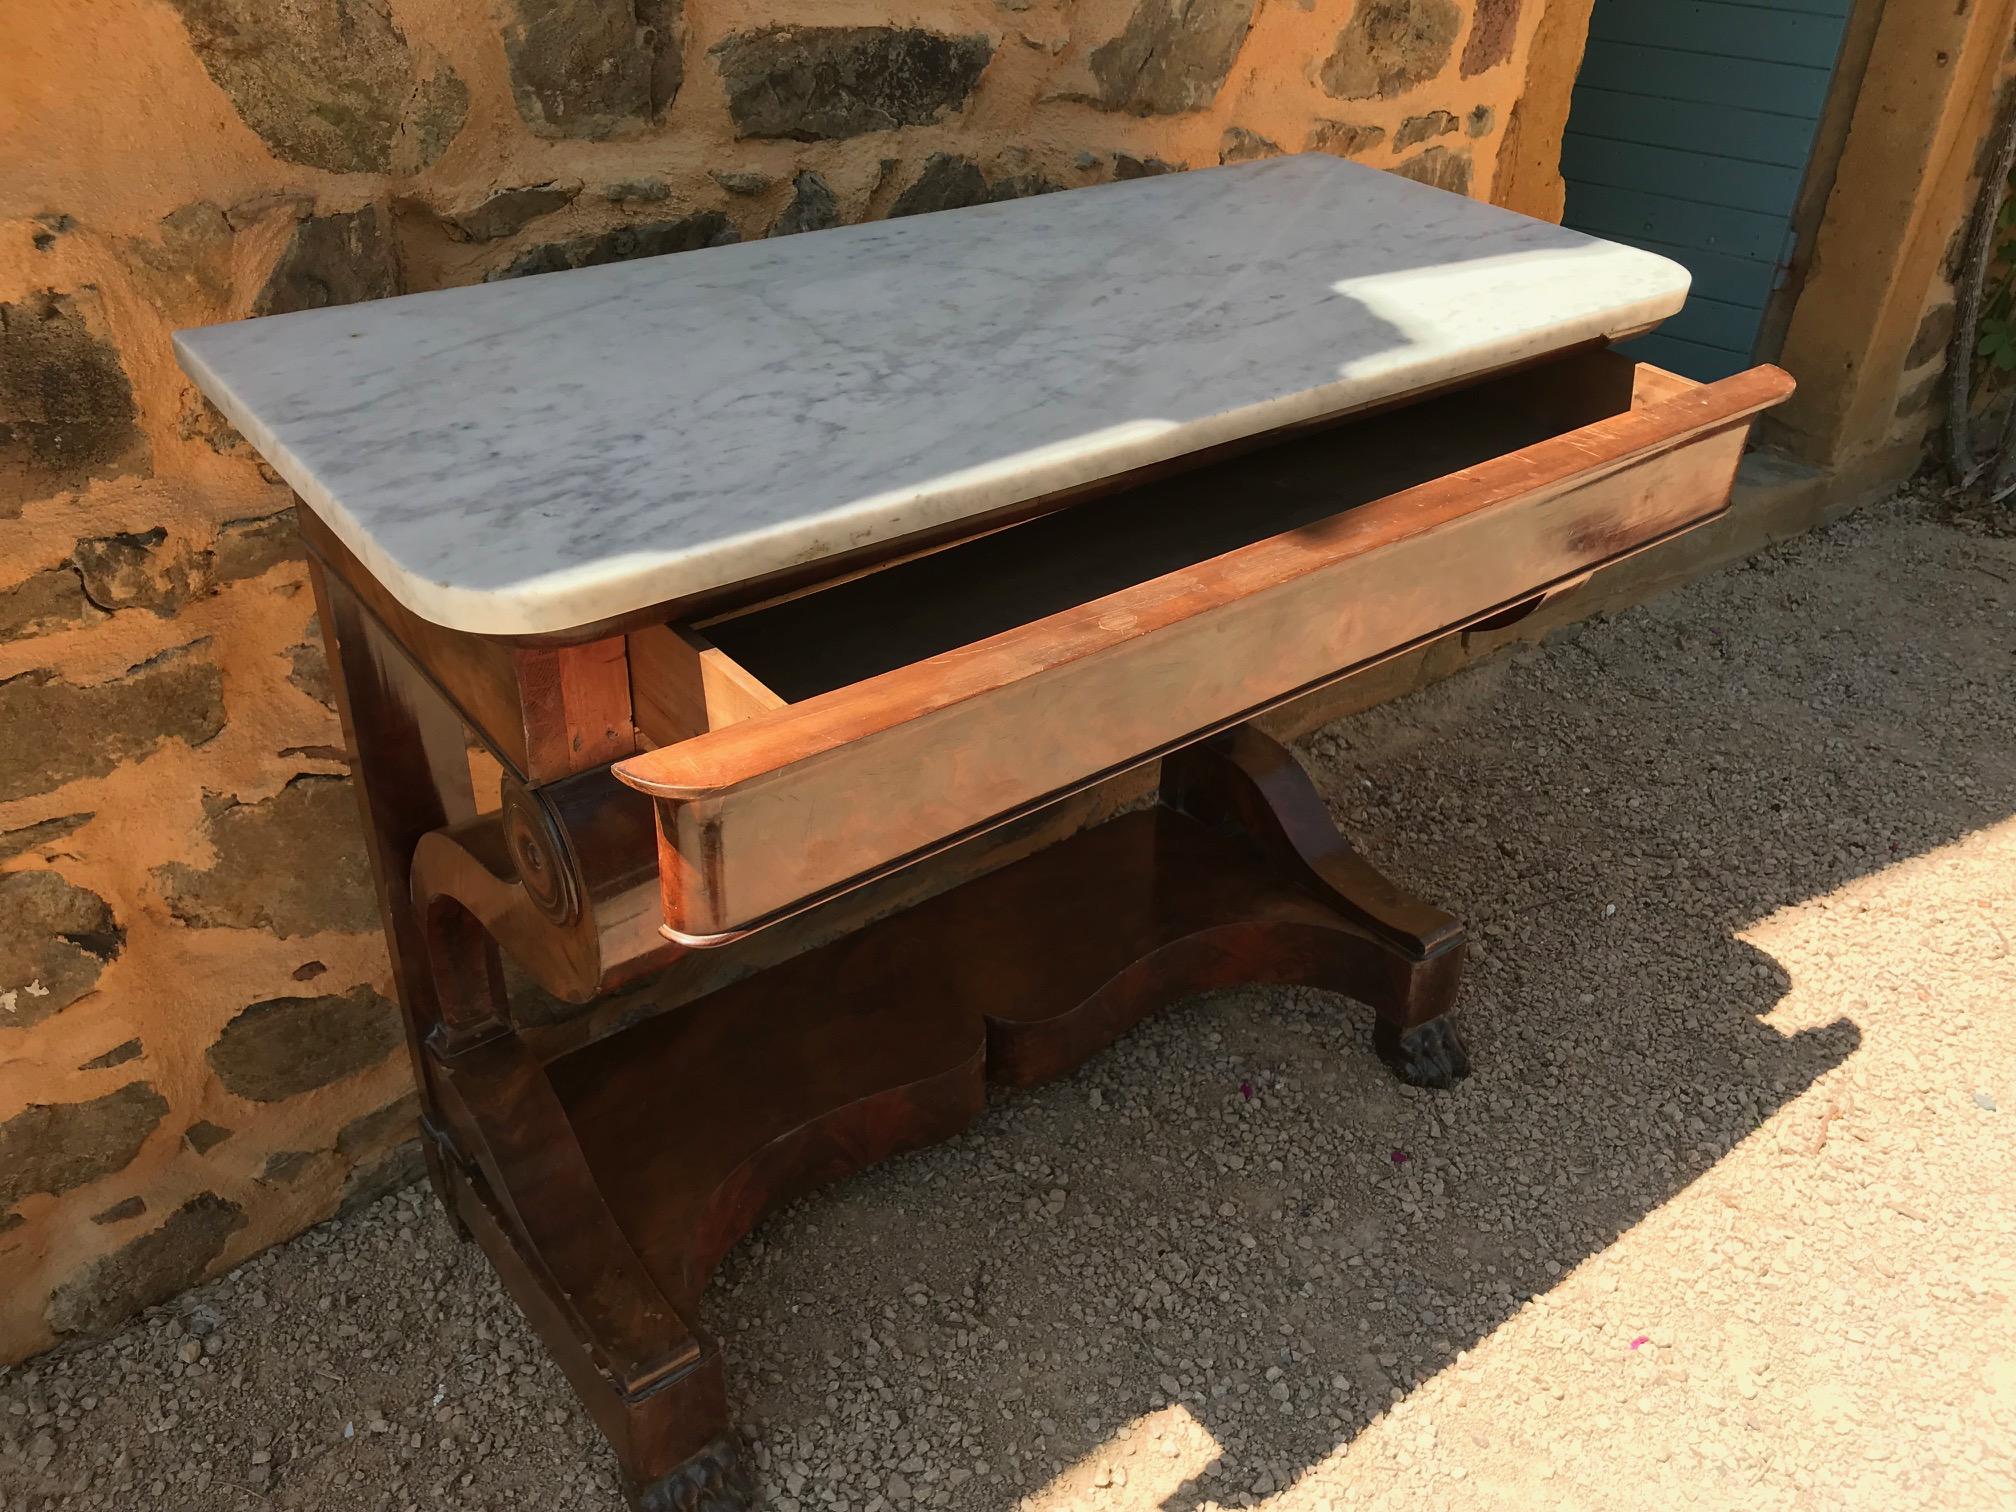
(631, 349, 1685, 742)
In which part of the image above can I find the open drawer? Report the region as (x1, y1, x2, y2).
(614, 350, 1793, 943)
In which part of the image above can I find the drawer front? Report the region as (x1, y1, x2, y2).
(618, 364, 1792, 941)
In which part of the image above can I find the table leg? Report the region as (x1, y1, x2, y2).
(310, 564, 489, 1206)
(314, 566, 748, 1507)
(1159, 726, 1471, 1088)
(392, 718, 1468, 1508)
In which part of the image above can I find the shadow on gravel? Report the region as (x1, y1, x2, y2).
(966, 932, 1858, 1512)
(716, 502, 2015, 1509)
(1138, 970, 1858, 1512)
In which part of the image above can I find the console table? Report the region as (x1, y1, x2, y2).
(177, 154, 1791, 1509)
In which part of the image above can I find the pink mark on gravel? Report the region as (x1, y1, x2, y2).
(1240, 1081, 1253, 1101)
(1630, 1335, 1651, 1350)
(1390, 1149, 1410, 1166)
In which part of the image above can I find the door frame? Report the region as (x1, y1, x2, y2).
(1750, 0, 1890, 365)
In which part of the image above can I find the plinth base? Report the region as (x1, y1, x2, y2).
(431, 728, 1468, 1507)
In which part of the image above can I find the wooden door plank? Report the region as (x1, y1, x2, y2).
(1587, 233, 1781, 309)
(1567, 86, 1823, 167)
(1564, 183, 1792, 263)
(1587, 2, 1851, 69)
(1654, 294, 1768, 354)
(1576, 40, 1835, 117)
(1562, 134, 1809, 218)
(1621, 332, 1756, 382)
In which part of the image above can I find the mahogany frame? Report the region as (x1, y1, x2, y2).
(305, 353, 1791, 1508)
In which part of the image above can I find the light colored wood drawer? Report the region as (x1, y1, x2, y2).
(615, 351, 1793, 943)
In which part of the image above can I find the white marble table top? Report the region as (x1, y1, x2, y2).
(175, 153, 1689, 637)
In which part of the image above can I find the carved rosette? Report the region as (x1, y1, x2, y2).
(500, 778, 581, 925)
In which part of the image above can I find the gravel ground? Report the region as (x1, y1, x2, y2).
(4, 482, 2014, 1512)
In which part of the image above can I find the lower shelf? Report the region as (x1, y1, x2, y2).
(428, 727, 1472, 1504)
(546, 805, 1455, 1316)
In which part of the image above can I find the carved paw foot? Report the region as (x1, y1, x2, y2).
(1373, 1015, 1471, 1089)
(632, 1434, 755, 1512)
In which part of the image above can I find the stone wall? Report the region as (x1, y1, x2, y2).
(1887, 57, 2016, 464)
(1766, 0, 2016, 480)
(0, 0, 1579, 1362)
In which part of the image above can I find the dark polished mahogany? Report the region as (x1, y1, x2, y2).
(433, 731, 1468, 1508)
(306, 350, 1791, 1507)
(322, 558, 1472, 1506)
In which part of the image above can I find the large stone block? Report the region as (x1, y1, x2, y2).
(335, 1091, 418, 1159)
(45, 1193, 246, 1335)
(1321, 0, 1461, 101)
(168, 0, 466, 173)
(1906, 302, 1955, 369)
(891, 155, 991, 218)
(769, 173, 840, 237)
(0, 869, 123, 1027)
(1396, 109, 1459, 148)
(0, 567, 99, 642)
(1305, 119, 1388, 157)
(155, 774, 376, 938)
(1220, 127, 1282, 164)
(1087, 0, 1260, 116)
(0, 813, 93, 863)
(209, 509, 301, 584)
(1391, 145, 1473, 194)
(0, 643, 225, 804)
(71, 529, 197, 616)
(253, 208, 401, 318)
(503, 0, 684, 139)
(714, 27, 993, 141)
(0, 292, 146, 517)
(206, 985, 400, 1102)
(0, 1082, 168, 1211)
(440, 183, 582, 243)
(129, 202, 236, 307)
(891, 155, 1066, 217)
(1459, 0, 1522, 77)
(487, 214, 738, 280)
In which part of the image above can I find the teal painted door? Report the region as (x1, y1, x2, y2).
(1559, 0, 1855, 381)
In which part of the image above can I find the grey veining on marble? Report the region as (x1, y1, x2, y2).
(174, 153, 1691, 637)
